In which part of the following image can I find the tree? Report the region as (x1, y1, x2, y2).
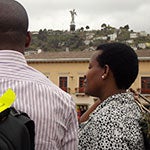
(38, 29, 48, 42)
(124, 25, 129, 31)
(85, 25, 90, 30)
(101, 23, 107, 30)
(80, 27, 84, 32)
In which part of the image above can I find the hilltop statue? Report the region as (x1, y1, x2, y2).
(69, 9, 77, 31)
(70, 9, 77, 24)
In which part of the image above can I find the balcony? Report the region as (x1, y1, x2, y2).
(141, 88, 150, 95)
(75, 87, 85, 96)
(60, 87, 70, 93)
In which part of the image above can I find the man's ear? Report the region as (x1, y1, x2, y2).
(25, 31, 31, 48)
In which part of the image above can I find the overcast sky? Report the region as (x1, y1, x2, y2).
(18, 0, 150, 33)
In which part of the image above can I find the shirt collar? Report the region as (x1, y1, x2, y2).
(92, 92, 134, 115)
(102, 92, 134, 106)
(0, 50, 27, 65)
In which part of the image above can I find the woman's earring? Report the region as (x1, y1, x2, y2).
(102, 75, 105, 79)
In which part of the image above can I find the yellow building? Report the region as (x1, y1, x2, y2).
(26, 50, 150, 117)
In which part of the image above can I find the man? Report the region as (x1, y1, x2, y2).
(0, 0, 78, 149)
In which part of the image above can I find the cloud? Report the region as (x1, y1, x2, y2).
(18, 0, 150, 33)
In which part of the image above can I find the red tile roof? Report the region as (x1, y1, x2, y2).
(25, 50, 150, 63)
(25, 51, 94, 59)
(26, 50, 150, 59)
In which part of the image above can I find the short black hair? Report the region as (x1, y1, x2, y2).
(0, 0, 28, 33)
(0, 0, 28, 45)
(96, 42, 139, 89)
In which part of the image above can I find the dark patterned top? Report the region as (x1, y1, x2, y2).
(78, 92, 145, 150)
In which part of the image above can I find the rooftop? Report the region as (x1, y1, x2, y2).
(25, 50, 150, 62)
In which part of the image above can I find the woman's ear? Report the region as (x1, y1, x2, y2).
(25, 31, 31, 48)
(101, 65, 110, 79)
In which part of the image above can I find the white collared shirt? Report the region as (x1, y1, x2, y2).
(0, 50, 78, 150)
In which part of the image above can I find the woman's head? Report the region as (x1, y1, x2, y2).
(96, 42, 139, 89)
(84, 42, 138, 98)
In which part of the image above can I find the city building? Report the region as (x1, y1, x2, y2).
(26, 50, 150, 117)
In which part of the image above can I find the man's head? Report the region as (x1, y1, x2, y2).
(0, 0, 30, 53)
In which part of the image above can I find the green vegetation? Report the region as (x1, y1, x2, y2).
(27, 24, 150, 52)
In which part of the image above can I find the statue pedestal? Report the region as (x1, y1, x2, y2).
(70, 24, 76, 31)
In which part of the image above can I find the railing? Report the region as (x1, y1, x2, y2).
(75, 87, 85, 96)
(138, 93, 150, 113)
(129, 88, 150, 113)
(75, 87, 84, 93)
(60, 87, 70, 93)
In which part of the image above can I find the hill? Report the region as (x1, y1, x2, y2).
(27, 25, 150, 52)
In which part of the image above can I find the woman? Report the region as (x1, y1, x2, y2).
(78, 43, 145, 150)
